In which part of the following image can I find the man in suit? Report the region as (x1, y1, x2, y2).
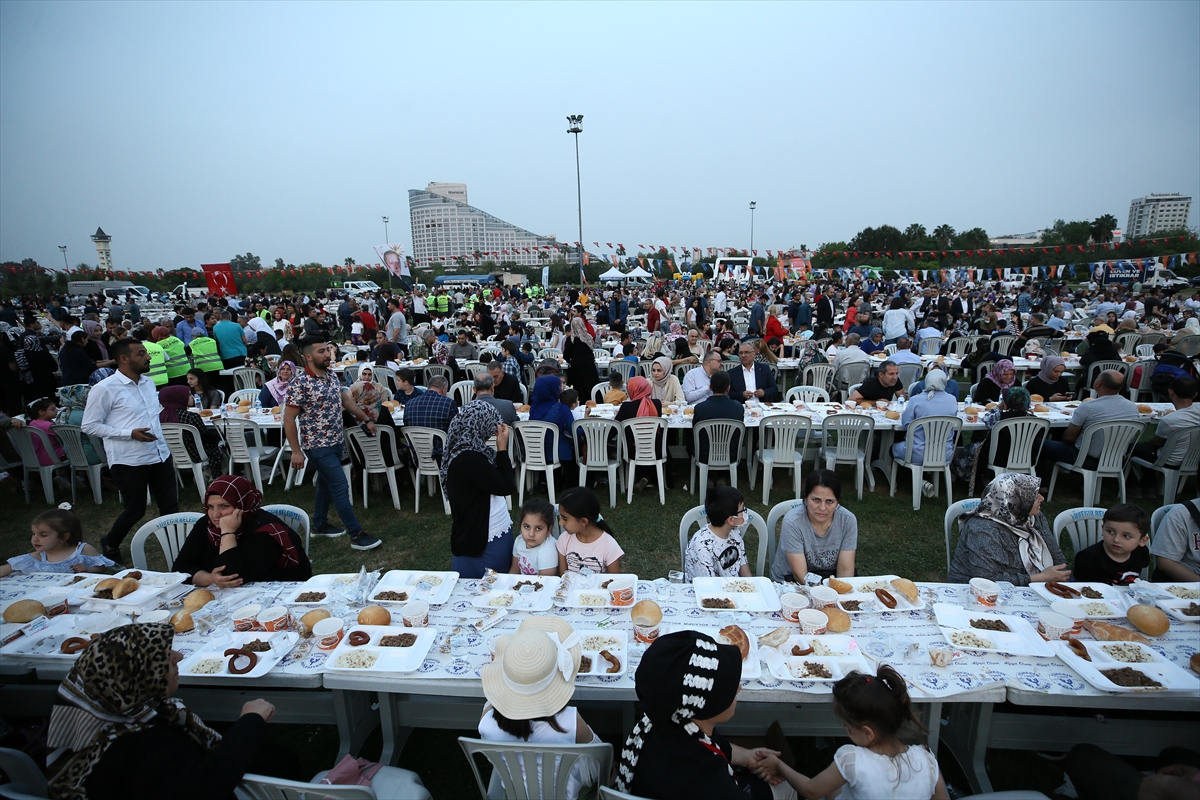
(689, 370, 743, 463)
(728, 341, 779, 403)
(950, 288, 974, 322)
(814, 289, 835, 336)
(473, 372, 518, 425)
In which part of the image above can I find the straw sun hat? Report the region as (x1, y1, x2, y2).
(482, 617, 581, 720)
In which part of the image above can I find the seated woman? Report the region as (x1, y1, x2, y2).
(616, 376, 670, 490)
(891, 370, 958, 465)
(257, 360, 295, 409)
(48, 622, 278, 800)
(770, 470, 857, 582)
(909, 362, 960, 399)
(1024, 354, 1072, 401)
(648, 356, 685, 405)
(528, 375, 576, 471)
(617, 631, 780, 799)
(172, 475, 313, 588)
(159, 386, 225, 467)
(974, 359, 1015, 404)
(860, 327, 886, 355)
(952, 387, 1042, 495)
(756, 338, 781, 364)
(948, 473, 1070, 586)
(187, 368, 223, 410)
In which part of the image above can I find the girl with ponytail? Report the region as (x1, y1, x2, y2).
(751, 664, 948, 799)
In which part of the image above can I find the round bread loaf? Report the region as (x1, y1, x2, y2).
(171, 610, 194, 633)
(825, 606, 851, 633)
(1127, 604, 1169, 637)
(300, 608, 331, 634)
(357, 605, 391, 626)
(183, 588, 215, 612)
(111, 578, 140, 599)
(3, 599, 47, 624)
(1137, 404, 1152, 413)
(1029, 394, 1044, 403)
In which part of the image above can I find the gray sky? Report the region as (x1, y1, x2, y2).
(2, 1, 1198, 273)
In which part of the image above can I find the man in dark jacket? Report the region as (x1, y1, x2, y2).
(608, 291, 629, 333)
(689, 370, 743, 462)
(727, 341, 779, 402)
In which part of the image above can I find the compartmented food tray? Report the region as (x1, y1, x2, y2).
(178, 631, 299, 679)
(1030, 582, 1126, 619)
(692, 577, 781, 613)
(371, 571, 460, 606)
(324, 625, 438, 673)
(932, 603, 1053, 657)
(1051, 639, 1200, 693)
(827, 575, 926, 614)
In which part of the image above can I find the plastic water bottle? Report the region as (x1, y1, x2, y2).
(194, 394, 203, 411)
(252, 397, 262, 414)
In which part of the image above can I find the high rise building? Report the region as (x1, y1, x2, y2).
(1126, 193, 1192, 239)
(91, 227, 113, 272)
(409, 184, 562, 268)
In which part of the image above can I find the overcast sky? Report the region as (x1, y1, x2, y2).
(2, 1, 1197, 273)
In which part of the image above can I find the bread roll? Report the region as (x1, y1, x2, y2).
(357, 605, 391, 626)
(4, 599, 47, 624)
(1033, 404, 1050, 413)
(1127, 604, 1169, 637)
(757, 626, 791, 648)
(585, 400, 597, 408)
(684, 408, 694, 415)
(1060, 351, 1070, 357)
(718, 624, 751, 660)
(985, 402, 998, 410)
(183, 589, 215, 612)
(96, 578, 119, 593)
(1191, 653, 1200, 674)
(271, 406, 282, 414)
(1029, 394, 1044, 403)
(1082, 619, 1149, 644)
(300, 608, 331, 635)
(199, 409, 214, 418)
(828, 578, 854, 595)
(111, 578, 140, 599)
(825, 606, 851, 633)
(1137, 404, 1152, 414)
(965, 406, 982, 415)
(890, 578, 919, 604)
(171, 610, 194, 633)
(885, 410, 900, 420)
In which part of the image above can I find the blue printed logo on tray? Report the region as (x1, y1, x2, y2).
(918, 672, 950, 691)
(1051, 673, 1085, 691)
(445, 659, 472, 676)
(952, 672, 981, 690)
(1018, 671, 1051, 690)
(450, 600, 471, 613)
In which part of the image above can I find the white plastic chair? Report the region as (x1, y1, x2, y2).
(401, 426, 451, 514)
(802, 363, 834, 393)
(750, 415, 811, 505)
(946, 337, 974, 357)
(818, 414, 875, 500)
(764, 499, 804, 580)
(785, 385, 830, 403)
(458, 736, 611, 800)
(623, 416, 668, 505)
(675, 362, 700, 381)
(463, 363, 489, 380)
(573, 418, 623, 508)
(1130, 427, 1200, 505)
(1115, 331, 1140, 354)
(884, 343, 898, 356)
(608, 360, 638, 382)
(1135, 343, 1157, 358)
(1053, 507, 1106, 559)
(130, 512, 205, 570)
(0, 747, 48, 800)
(985, 416, 1049, 479)
(342, 364, 361, 384)
(991, 335, 1016, 356)
(232, 367, 264, 391)
(237, 769, 430, 800)
(1081, 360, 1127, 398)
(346, 426, 405, 510)
(689, 419, 744, 503)
(538, 348, 563, 360)
(215, 418, 280, 492)
(889, 415, 960, 510)
(450, 380, 475, 407)
(918, 337, 943, 356)
(590, 382, 609, 404)
(228, 388, 260, 406)
(678, 503, 770, 577)
(513, 421, 562, 505)
(944, 498, 982, 574)
(160, 422, 210, 503)
(832, 362, 869, 401)
(7, 426, 69, 505)
(49, 424, 104, 505)
(261, 503, 311, 556)
(1131, 359, 1157, 403)
(896, 362, 923, 388)
(421, 363, 452, 385)
(1046, 420, 1144, 507)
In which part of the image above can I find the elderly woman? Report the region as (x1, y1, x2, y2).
(860, 327, 886, 355)
(172, 475, 312, 588)
(346, 366, 392, 423)
(770, 469, 857, 581)
(948, 473, 1070, 586)
(974, 358, 1016, 404)
(1025, 354, 1072, 401)
(47, 623, 278, 800)
(564, 316, 599, 392)
(648, 356, 685, 404)
(443, 401, 515, 577)
(158, 385, 225, 466)
(891, 370, 958, 466)
(258, 360, 295, 409)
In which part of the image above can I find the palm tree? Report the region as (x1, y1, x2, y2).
(904, 223, 927, 243)
(472, 249, 483, 264)
(1090, 214, 1118, 243)
(933, 225, 955, 249)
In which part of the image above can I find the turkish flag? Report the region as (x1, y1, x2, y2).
(201, 263, 236, 296)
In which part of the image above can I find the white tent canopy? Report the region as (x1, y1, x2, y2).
(625, 266, 653, 278)
(598, 267, 628, 280)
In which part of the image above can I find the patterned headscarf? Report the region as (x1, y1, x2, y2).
(158, 385, 191, 424)
(263, 360, 295, 406)
(348, 368, 391, 422)
(615, 631, 742, 794)
(89, 367, 114, 385)
(1037, 354, 1066, 384)
(663, 321, 685, 344)
(440, 399, 502, 495)
(986, 359, 1016, 390)
(151, 326, 171, 342)
(626, 376, 658, 418)
(569, 315, 594, 348)
(56, 384, 90, 423)
(969, 473, 1052, 576)
(48, 623, 221, 800)
(82, 320, 108, 360)
(204, 475, 301, 568)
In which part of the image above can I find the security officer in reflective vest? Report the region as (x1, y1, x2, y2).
(433, 291, 450, 318)
(156, 329, 190, 386)
(189, 334, 223, 375)
(142, 331, 169, 388)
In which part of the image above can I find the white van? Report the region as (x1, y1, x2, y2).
(343, 280, 382, 296)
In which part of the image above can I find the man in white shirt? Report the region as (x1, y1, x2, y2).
(82, 338, 179, 564)
(714, 289, 727, 315)
(683, 350, 724, 404)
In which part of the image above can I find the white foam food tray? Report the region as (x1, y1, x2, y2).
(575, 630, 628, 677)
(692, 577, 781, 613)
(281, 573, 369, 606)
(827, 575, 925, 614)
(70, 569, 188, 609)
(1030, 582, 1127, 620)
(564, 574, 639, 610)
(1051, 639, 1200, 693)
(1, 612, 133, 660)
(472, 576, 560, 613)
(325, 625, 438, 673)
(1156, 598, 1200, 624)
(372, 570, 460, 606)
(179, 631, 300, 679)
(932, 603, 1053, 657)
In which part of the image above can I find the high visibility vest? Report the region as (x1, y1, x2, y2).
(161, 336, 190, 379)
(434, 295, 449, 314)
(144, 341, 168, 386)
(190, 336, 222, 373)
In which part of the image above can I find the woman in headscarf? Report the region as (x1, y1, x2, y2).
(1076, 328, 1120, 396)
(529, 375, 576, 467)
(948, 472, 1069, 586)
(56, 384, 101, 465)
(345, 366, 392, 424)
(974, 358, 1016, 404)
(616, 631, 778, 799)
(172, 475, 311, 587)
(563, 317, 599, 392)
(663, 321, 685, 348)
(647, 356, 684, 404)
(442, 401, 515, 578)
(158, 385, 225, 467)
(891, 369, 958, 466)
(615, 376, 670, 491)
(257, 360, 295, 409)
(860, 327, 886, 355)
(1025, 354, 1072, 402)
(47, 623, 279, 800)
(953, 386, 1041, 494)
(81, 319, 109, 362)
(60, 329, 103, 386)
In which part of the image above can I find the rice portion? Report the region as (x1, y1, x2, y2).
(578, 593, 607, 607)
(189, 659, 224, 675)
(1166, 586, 1200, 600)
(336, 650, 379, 669)
(487, 594, 514, 608)
(583, 635, 621, 651)
(812, 641, 845, 657)
(950, 631, 995, 650)
(1102, 644, 1154, 663)
(1080, 602, 1116, 616)
(417, 574, 445, 586)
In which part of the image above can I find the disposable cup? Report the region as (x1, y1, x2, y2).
(401, 600, 429, 628)
(607, 578, 635, 607)
(781, 592, 810, 622)
(139, 609, 171, 624)
(1050, 602, 1086, 635)
(969, 578, 1000, 607)
(631, 599, 663, 643)
(1038, 611, 1074, 641)
(257, 605, 289, 632)
(797, 609, 828, 636)
(810, 586, 838, 608)
(312, 617, 344, 650)
(233, 604, 262, 632)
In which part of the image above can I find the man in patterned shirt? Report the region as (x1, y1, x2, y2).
(284, 337, 382, 551)
(400, 375, 457, 458)
(414, 330, 448, 365)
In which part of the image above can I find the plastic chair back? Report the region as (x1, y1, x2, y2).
(450, 380, 475, 407)
(608, 360, 638, 382)
(573, 418, 622, 468)
(346, 426, 393, 473)
(218, 418, 268, 466)
(0, 747, 47, 799)
(233, 367, 264, 391)
(786, 386, 830, 403)
(160, 423, 207, 467)
(590, 383, 608, 404)
(261, 504, 311, 555)
(991, 335, 1016, 356)
(236, 773, 376, 799)
(1052, 507, 1106, 555)
(765, 499, 805, 579)
(130, 512, 204, 570)
(987, 416, 1049, 475)
(691, 419, 743, 468)
(228, 388, 260, 406)
(944, 498, 982, 574)
(918, 337, 942, 356)
(822, 414, 874, 461)
(342, 364, 361, 384)
(515, 421, 561, 468)
(833, 362, 869, 393)
(1074, 419, 1144, 474)
(422, 364, 452, 385)
(1083, 360, 1127, 396)
(538, 348, 562, 360)
(802, 363, 834, 392)
(8, 426, 64, 469)
(946, 337, 973, 356)
(403, 427, 447, 477)
(896, 363, 922, 388)
(48, 424, 91, 469)
(759, 415, 812, 465)
(458, 736, 612, 800)
(675, 362, 700, 381)
(623, 417, 667, 462)
(1115, 331, 1140, 354)
(463, 363, 488, 380)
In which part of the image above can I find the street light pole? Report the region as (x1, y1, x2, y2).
(567, 115, 584, 287)
(749, 201, 756, 257)
(58, 245, 68, 272)
(382, 216, 392, 290)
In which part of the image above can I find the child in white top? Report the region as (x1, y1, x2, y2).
(749, 664, 947, 800)
(685, 486, 752, 581)
(510, 499, 559, 576)
(555, 487, 624, 574)
(1, 508, 114, 577)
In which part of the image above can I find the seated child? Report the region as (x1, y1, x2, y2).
(26, 398, 65, 466)
(621, 343, 639, 363)
(556, 487, 624, 574)
(559, 389, 584, 420)
(0, 507, 114, 577)
(604, 372, 628, 405)
(685, 486, 752, 581)
(511, 499, 559, 576)
(1073, 503, 1150, 585)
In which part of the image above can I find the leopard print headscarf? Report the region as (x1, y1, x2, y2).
(48, 623, 221, 799)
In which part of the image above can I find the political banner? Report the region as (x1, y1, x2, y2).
(374, 245, 409, 278)
(200, 263, 236, 296)
(1096, 260, 1143, 284)
(541, 266, 549, 291)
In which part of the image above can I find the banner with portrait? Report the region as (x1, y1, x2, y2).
(375, 244, 409, 279)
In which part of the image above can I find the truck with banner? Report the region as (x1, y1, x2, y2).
(1096, 259, 1188, 290)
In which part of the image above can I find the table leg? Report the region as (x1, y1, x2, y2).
(870, 429, 897, 493)
(332, 688, 379, 762)
(378, 692, 413, 767)
(940, 702, 993, 795)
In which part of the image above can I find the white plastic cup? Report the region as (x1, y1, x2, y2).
(258, 605, 289, 632)
(401, 600, 429, 628)
(607, 578, 635, 607)
(233, 604, 262, 632)
(312, 617, 344, 650)
(810, 586, 838, 608)
(781, 592, 810, 622)
(139, 609, 171, 624)
(797, 609, 829, 636)
(969, 578, 1000, 607)
(1050, 601, 1086, 635)
(1038, 611, 1074, 641)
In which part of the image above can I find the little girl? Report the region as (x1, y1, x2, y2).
(751, 664, 947, 800)
(555, 487, 624, 575)
(350, 312, 365, 345)
(26, 398, 65, 466)
(510, 499, 560, 576)
(0, 508, 114, 577)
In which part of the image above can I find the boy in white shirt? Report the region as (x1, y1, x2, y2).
(684, 486, 752, 581)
